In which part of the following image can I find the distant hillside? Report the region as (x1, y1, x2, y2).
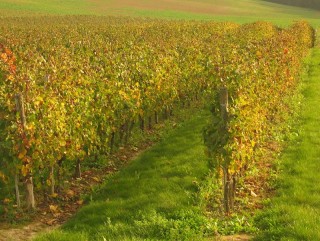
(264, 0, 320, 10)
(0, 0, 320, 25)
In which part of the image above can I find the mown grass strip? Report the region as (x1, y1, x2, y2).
(34, 110, 211, 241)
(254, 47, 320, 240)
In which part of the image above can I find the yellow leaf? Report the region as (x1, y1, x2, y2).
(36, 96, 43, 101)
(59, 140, 66, 147)
(49, 205, 59, 213)
(21, 165, 29, 177)
(0, 171, 5, 181)
(119, 90, 129, 100)
(251, 140, 256, 147)
(0, 53, 7, 62)
(33, 96, 44, 107)
(92, 176, 100, 182)
(7, 75, 14, 81)
(66, 189, 75, 197)
(256, 51, 262, 58)
(26, 123, 35, 131)
(50, 193, 58, 198)
(18, 148, 27, 159)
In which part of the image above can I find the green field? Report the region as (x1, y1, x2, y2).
(0, 0, 319, 26)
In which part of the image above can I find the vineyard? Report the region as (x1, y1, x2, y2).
(0, 16, 315, 239)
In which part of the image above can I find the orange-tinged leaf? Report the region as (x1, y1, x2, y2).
(46, 219, 57, 226)
(7, 75, 14, 81)
(0, 53, 7, 62)
(66, 189, 75, 197)
(3, 198, 11, 204)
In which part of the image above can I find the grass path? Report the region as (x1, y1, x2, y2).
(254, 47, 320, 240)
(34, 110, 211, 241)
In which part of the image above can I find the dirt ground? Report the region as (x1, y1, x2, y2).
(0, 222, 59, 241)
(0, 225, 252, 241)
(217, 234, 252, 240)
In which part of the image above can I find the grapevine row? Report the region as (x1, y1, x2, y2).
(204, 21, 314, 212)
(0, 16, 314, 211)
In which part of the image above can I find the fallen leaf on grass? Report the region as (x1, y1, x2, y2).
(3, 198, 11, 204)
(250, 190, 258, 197)
(49, 193, 58, 198)
(91, 176, 100, 182)
(66, 189, 75, 197)
(46, 218, 58, 226)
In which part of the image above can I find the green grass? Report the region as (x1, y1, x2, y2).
(0, 0, 90, 15)
(34, 110, 211, 241)
(0, 0, 319, 27)
(254, 47, 320, 240)
(114, 8, 320, 26)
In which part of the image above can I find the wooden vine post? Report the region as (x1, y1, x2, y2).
(14, 172, 20, 208)
(50, 165, 55, 195)
(15, 93, 35, 209)
(139, 114, 145, 131)
(154, 111, 159, 124)
(219, 87, 234, 214)
(75, 160, 82, 179)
